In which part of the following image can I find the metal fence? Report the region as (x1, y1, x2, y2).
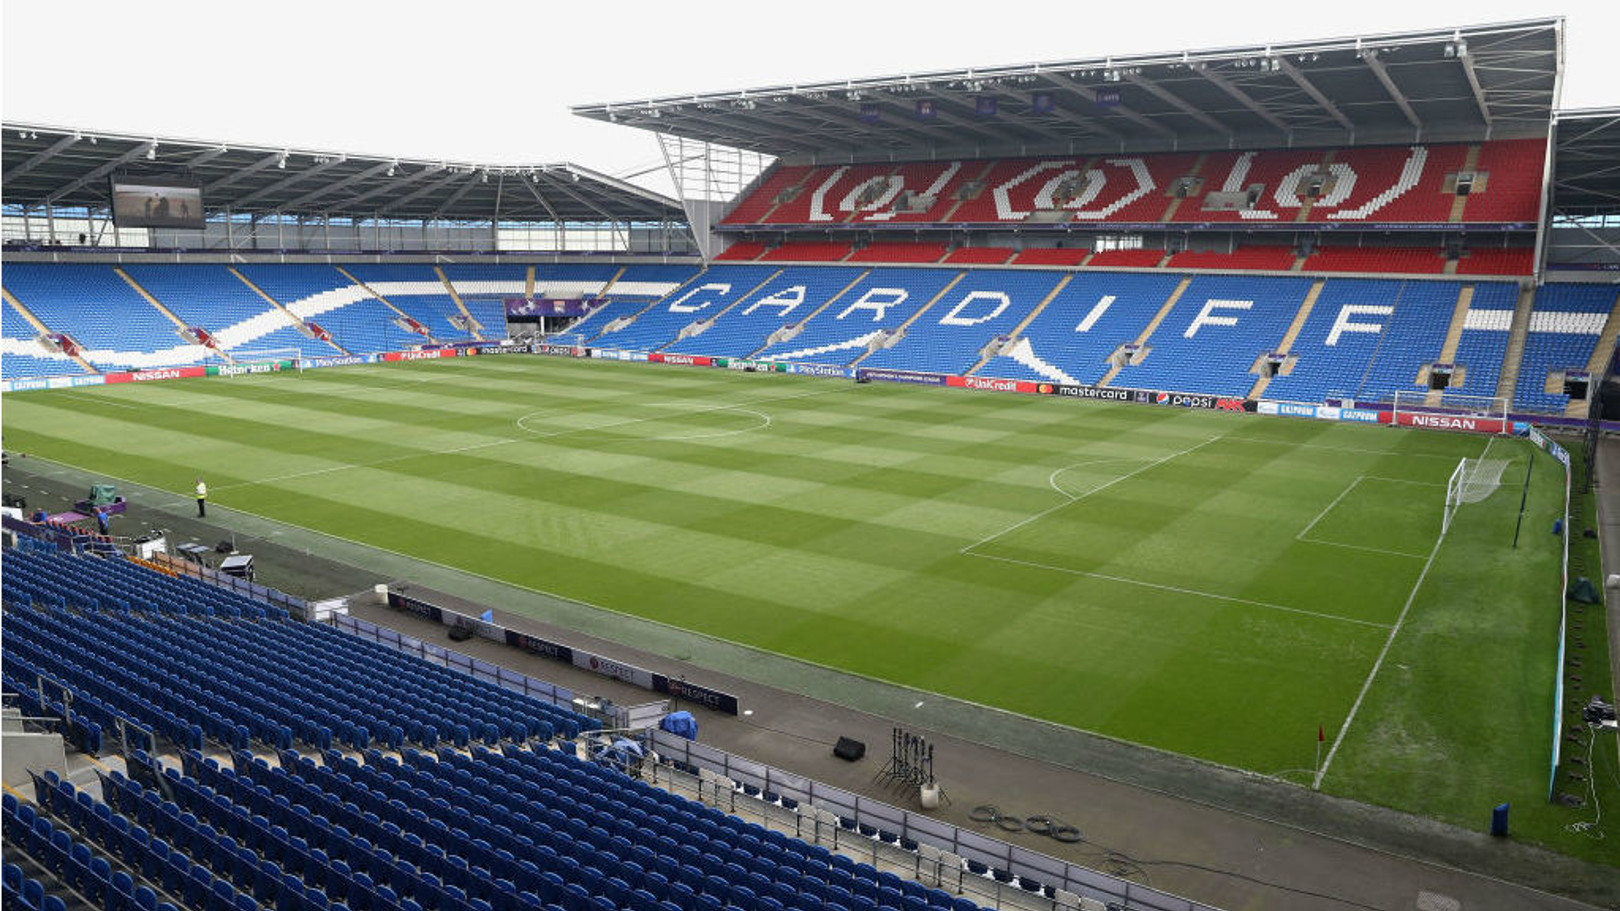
(648, 730, 1215, 911)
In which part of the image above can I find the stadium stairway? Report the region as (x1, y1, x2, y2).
(1247, 278, 1325, 400)
(333, 266, 439, 345)
(1565, 286, 1620, 417)
(525, 265, 536, 299)
(114, 268, 237, 365)
(433, 266, 485, 341)
(963, 274, 1074, 376)
(1448, 145, 1483, 223)
(227, 268, 351, 357)
(1493, 284, 1538, 405)
(1096, 275, 1191, 387)
(1423, 284, 1478, 405)
(1157, 152, 1207, 224)
(0, 288, 99, 374)
(847, 272, 966, 368)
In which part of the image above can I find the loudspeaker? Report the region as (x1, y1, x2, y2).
(448, 625, 474, 642)
(833, 736, 866, 762)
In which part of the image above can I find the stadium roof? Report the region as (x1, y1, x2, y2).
(1552, 107, 1620, 217)
(574, 19, 1563, 160)
(0, 123, 685, 223)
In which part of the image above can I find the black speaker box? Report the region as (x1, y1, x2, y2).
(833, 736, 866, 761)
(448, 626, 475, 642)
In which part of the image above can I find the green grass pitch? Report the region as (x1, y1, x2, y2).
(5, 355, 1614, 857)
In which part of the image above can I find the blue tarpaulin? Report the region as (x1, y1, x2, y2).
(660, 710, 698, 740)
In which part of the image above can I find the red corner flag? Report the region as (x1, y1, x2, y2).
(1318, 725, 1325, 742)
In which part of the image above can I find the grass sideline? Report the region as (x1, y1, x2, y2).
(4, 355, 1613, 861)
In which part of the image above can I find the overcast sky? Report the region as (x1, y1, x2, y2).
(4, 0, 1615, 191)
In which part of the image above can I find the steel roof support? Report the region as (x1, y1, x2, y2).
(1361, 50, 1422, 132)
(373, 168, 469, 216)
(233, 156, 351, 210)
(1194, 68, 1292, 135)
(1274, 58, 1355, 133)
(1120, 73, 1231, 138)
(280, 161, 395, 212)
(1042, 74, 1177, 141)
(43, 143, 151, 205)
(1456, 47, 1494, 131)
(2, 133, 80, 188)
(204, 151, 285, 194)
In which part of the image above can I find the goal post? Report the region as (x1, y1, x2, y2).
(1443, 456, 1512, 535)
(228, 347, 305, 374)
(1391, 390, 1509, 434)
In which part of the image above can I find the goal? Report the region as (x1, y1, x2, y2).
(229, 347, 305, 374)
(1442, 456, 1510, 535)
(1391, 390, 1509, 434)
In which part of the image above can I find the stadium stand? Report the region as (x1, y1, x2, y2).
(2, 264, 211, 371)
(1086, 249, 1166, 268)
(663, 266, 867, 357)
(1513, 283, 1620, 412)
(720, 141, 1544, 229)
(1444, 282, 1517, 403)
(534, 263, 623, 298)
(862, 270, 1067, 375)
(978, 272, 1186, 385)
(755, 268, 961, 365)
(1, 295, 88, 379)
(718, 165, 817, 225)
(848, 242, 949, 264)
(761, 242, 854, 263)
(1008, 248, 1087, 267)
(1302, 246, 1448, 274)
(590, 266, 779, 351)
(942, 247, 1014, 265)
(1463, 138, 1548, 223)
(123, 264, 337, 359)
(341, 264, 475, 343)
(1118, 275, 1316, 396)
(1164, 246, 1297, 272)
(1455, 248, 1536, 276)
(1263, 280, 1462, 403)
(2, 548, 992, 911)
(715, 241, 769, 261)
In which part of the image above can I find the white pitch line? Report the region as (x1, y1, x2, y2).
(964, 551, 1393, 630)
(1313, 522, 1448, 789)
(1361, 475, 1445, 487)
(962, 432, 1227, 555)
(1046, 456, 1155, 501)
(1294, 537, 1429, 560)
(1296, 476, 1363, 542)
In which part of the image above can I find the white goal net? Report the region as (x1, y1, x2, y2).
(1443, 457, 1510, 534)
(229, 348, 305, 373)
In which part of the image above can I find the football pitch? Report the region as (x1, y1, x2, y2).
(1, 355, 1587, 845)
